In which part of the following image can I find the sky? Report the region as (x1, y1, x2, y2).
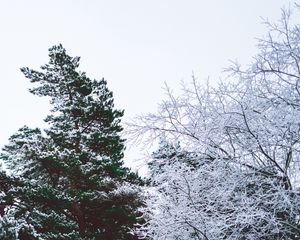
(0, 0, 297, 172)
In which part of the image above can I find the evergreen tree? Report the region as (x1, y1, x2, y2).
(0, 44, 144, 239)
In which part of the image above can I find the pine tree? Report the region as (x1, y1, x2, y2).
(0, 44, 144, 239)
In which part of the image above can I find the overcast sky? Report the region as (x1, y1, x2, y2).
(0, 0, 297, 171)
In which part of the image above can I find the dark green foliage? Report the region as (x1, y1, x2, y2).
(0, 44, 144, 239)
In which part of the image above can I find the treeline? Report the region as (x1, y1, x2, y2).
(1, 5, 300, 240)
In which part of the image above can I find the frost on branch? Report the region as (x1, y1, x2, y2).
(136, 141, 300, 239)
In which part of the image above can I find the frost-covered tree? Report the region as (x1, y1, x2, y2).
(131, 6, 300, 240)
(136, 140, 300, 239)
(0, 44, 144, 239)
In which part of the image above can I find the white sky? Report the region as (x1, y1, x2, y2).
(0, 0, 297, 171)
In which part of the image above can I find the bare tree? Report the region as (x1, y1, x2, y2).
(131, 6, 300, 240)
